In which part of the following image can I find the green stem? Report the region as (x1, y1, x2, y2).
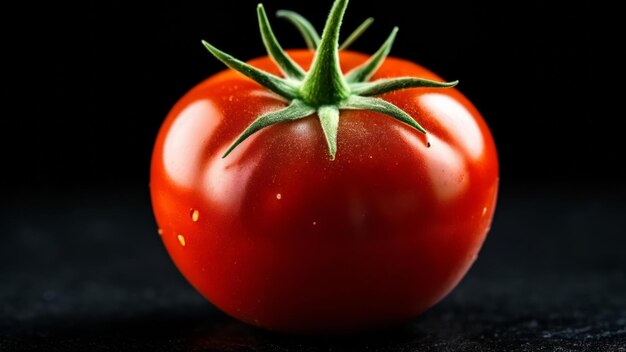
(202, 40, 298, 98)
(339, 17, 374, 50)
(351, 77, 458, 96)
(298, 0, 351, 106)
(318, 105, 340, 159)
(257, 4, 306, 80)
(345, 27, 398, 83)
(223, 100, 315, 158)
(276, 10, 321, 50)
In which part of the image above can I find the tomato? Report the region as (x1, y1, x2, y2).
(150, 0, 498, 333)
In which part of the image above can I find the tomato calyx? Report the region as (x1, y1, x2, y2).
(201, 0, 458, 160)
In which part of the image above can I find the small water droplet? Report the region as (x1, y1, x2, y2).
(177, 234, 186, 247)
(276, 193, 282, 200)
(369, 155, 373, 159)
(482, 207, 487, 216)
(191, 209, 200, 222)
(228, 95, 234, 102)
(312, 221, 317, 226)
(157, 228, 163, 236)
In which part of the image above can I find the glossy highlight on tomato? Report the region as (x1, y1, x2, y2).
(150, 0, 498, 334)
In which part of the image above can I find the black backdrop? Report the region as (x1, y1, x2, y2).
(1, 0, 612, 196)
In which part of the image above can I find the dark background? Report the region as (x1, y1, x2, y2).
(2, 0, 625, 351)
(1, 0, 615, 193)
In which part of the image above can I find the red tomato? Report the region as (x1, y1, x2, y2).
(150, 49, 499, 333)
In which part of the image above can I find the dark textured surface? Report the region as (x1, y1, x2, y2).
(1, 185, 626, 351)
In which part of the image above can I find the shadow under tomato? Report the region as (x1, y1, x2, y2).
(4, 303, 436, 352)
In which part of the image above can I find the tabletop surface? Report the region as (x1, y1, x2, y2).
(1, 185, 625, 351)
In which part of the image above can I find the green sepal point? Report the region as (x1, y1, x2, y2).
(318, 105, 340, 159)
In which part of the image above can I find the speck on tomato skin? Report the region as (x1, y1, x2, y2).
(177, 234, 186, 247)
(191, 209, 200, 222)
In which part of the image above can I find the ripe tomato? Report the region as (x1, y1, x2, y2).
(150, 0, 498, 333)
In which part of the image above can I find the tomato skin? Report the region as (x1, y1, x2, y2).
(150, 50, 498, 333)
